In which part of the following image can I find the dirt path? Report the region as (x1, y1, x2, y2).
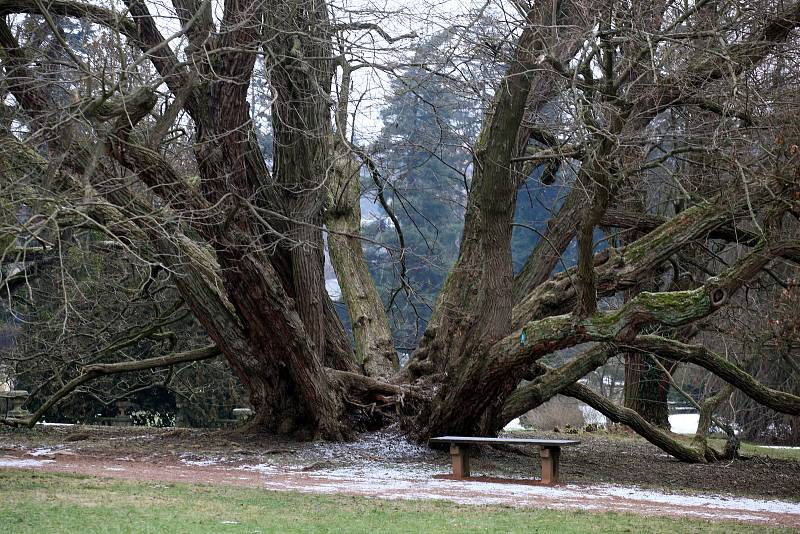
(2, 448, 799, 528)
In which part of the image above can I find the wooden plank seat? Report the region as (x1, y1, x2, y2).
(429, 436, 580, 485)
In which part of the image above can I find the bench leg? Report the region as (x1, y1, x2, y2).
(450, 444, 470, 479)
(539, 446, 561, 485)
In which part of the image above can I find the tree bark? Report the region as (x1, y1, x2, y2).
(324, 60, 398, 379)
(326, 142, 399, 378)
(623, 352, 671, 429)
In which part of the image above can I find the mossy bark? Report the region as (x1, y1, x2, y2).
(326, 142, 398, 378)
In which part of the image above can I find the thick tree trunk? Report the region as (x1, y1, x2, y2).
(266, 0, 334, 360)
(404, 23, 541, 438)
(617, 199, 671, 429)
(406, 2, 625, 437)
(324, 62, 398, 379)
(623, 353, 671, 429)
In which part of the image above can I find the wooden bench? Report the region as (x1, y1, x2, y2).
(429, 436, 580, 485)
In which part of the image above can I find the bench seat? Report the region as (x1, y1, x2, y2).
(429, 436, 580, 485)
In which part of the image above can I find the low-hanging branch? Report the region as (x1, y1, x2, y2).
(562, 381, 718, 463)
(1, 345, 221, 428)
(512, 177, 799, 328)
(500, 344, 619, 423)
(489, 240, 800, 421)
(627, 336, 800, 415)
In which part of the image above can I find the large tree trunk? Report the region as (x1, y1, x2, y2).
(326, 143, 399, 378)
(324, 62, 398, 379)
(403, 3, 585, 436)
(623, 352, 671, 429)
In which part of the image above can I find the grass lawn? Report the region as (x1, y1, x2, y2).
(0, 470, 788, 533)
(730, 442, 800, 462)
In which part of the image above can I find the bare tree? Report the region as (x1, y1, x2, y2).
(1, 0, 799, 461)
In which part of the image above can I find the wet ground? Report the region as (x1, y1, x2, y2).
(1, 424, 798, 526)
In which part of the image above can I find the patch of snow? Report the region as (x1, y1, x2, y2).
(592, 484, 800, 515)
(669, 413, 699, 434)
(238, 463, 281, 474)
(758, 445, 800, 450)
(503, 418, 525, 431)
(181, 459, 219, 467)
(299, 429, 435, 464)
(30, 446, 67, 457)
(309, 463, 446, 481)
(0, 457, 54, 468)
(36, 422, 74, 427)
(179, 453, 222, 467)
(104, 467, 126, 472)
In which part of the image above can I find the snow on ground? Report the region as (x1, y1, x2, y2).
(0, 457, 54, 468)
(248, 465, 800, 524)
(29, 446, 68, 457)
(181, 458, 220, 467)
(503, 418, 525, 431)
(3, 434, 800, 527)
(302, 428, 435, 462)
(237, 463, 282, 475)
(668, 413, 699, 434)
(179, 453, 223, 467)
(758, 445, 800, 450)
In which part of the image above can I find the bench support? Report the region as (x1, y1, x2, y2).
(450, 444, 470, 479)
(539, 446, 561, 485)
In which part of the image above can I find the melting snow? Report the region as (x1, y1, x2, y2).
(255, 469, 800, 520)
(0, 457, 54, 468)
(180, 458, 219, 467)
(179, 453, 222, 467)
(238, 463, 281, 474)
(503, 418, 525, 431)
(30, 446, 68, 457)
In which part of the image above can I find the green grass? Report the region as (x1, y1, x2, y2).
(0, 470, 787, 533)
(702, 439, 800, 461)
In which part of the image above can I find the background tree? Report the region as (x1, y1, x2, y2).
(0, 0, 799, 460)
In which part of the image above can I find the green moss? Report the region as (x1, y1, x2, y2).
(586, 309, 623, 332)
(622, 203, 716, 263)
(184, 174, 201, 189)
(635, 289, 711, 325)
